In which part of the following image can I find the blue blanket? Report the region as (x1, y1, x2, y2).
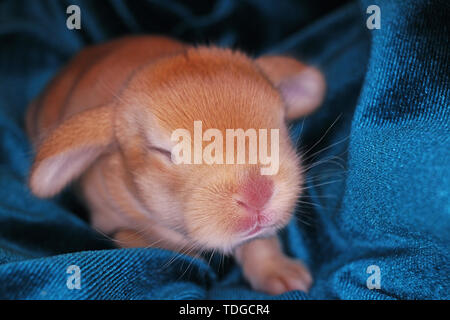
(0, 0, 448, 299)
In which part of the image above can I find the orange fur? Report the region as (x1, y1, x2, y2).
(26, 36, 325, 294)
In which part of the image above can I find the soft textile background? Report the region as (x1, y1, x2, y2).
(0, 0, 448, 299)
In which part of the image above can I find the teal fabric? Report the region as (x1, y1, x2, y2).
(0, 0, 448, 299)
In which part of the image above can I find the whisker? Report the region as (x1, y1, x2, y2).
(302, 156, 346, 172)
(293, 215, 313, 227)
(293, 117, 306, 147)
(176, 245, 206, 281)
(296, 199, 323, 207)
(302, 134, 350, 163)
(301, 113, 342, 157)
(305, 171, 346, 183)
(160, 242, 197, 270)
(302, 179, 343, 190)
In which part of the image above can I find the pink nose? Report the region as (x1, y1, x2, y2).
(236, 176, 274, 216)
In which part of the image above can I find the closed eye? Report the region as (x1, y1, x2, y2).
(148, 146, 173, 161)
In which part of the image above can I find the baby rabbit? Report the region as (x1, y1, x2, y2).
(26, 36, 325, 295)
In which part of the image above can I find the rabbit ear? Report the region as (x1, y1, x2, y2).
(256, 55, 326, 120)
(29, 105, 115, 198)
